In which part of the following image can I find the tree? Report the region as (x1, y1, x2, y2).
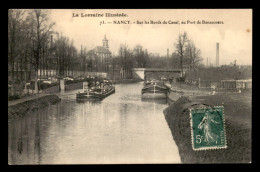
(175, 32, 188, 76)
(185, 41, 203, 70)
(148, 53, 169, 68)
(80, 46, 87, 74)
(20, 15, 35, 82)
(119, 44, 134, 79)
(8, 9, 25, 95)
(29, 9, 55, 91)
(133, 45, 149, 68)
(67, 41, 77, 76)
(53, 35, 71, 76)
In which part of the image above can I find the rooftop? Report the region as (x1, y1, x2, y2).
(92, 46, 111, 54)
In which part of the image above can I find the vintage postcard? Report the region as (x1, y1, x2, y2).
(8, 9, 252, 164)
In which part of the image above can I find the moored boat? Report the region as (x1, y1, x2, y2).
(141, 79, 168, 99)
(76, 81, 115, 101)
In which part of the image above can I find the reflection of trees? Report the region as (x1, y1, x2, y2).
(34, 111, 41, 164)
(9, 124, 17, 164)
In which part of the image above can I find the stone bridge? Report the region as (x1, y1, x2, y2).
(132, 68, 182, 81)
(132, 68, 146, 80)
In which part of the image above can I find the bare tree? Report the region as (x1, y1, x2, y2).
(8, 9, 25, 95)
(186, 41, 203, 70)
(175, 32, 188, 76)
(66, 41, 77, 76)
(119, 44, 134, 79)
(29, 9, 55, 92)
(133, 45, 149, 68)
(53, 35, 70, 76)
(80, 46, 87, 74)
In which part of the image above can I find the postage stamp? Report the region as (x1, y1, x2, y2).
(190, 106, 227, 150)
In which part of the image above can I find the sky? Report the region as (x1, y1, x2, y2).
(47, 9, 252, 66)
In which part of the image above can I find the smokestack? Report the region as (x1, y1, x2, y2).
(81, 45, 82, 55)
(167, 48, 169, 58)
(50, 35, 53, 47)
(216, 43, 219, 67)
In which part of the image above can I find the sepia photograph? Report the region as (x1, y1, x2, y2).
(8, 9, 252, 164)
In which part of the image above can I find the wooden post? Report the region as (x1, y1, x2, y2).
(35, 76, 38, 94)
(60, 79, 65, 91)
(198, 77, 201, 88)
(24, 70, 27, 94)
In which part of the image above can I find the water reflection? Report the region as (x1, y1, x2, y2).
(141, 98, 168, 104)
(8, 82, 180, 164)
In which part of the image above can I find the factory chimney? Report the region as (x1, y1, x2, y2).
(167, 48, 169, 58)
(216, 43, 219, 67)
(51, 35, 53, 47)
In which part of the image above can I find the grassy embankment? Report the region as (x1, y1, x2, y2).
(164, 91, 251, 163)
(8, 94, 61, 122)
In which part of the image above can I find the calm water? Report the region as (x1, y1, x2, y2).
(8, 82, 180, 164)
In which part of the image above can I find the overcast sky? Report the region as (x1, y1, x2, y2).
(47, 9, 252, 66)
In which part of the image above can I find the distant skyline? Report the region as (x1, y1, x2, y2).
(46, 9, 252, 66)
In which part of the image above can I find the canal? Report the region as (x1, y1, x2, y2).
(8, 82, 181, 164)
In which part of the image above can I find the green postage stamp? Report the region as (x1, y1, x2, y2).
(190, 106, 227, 150)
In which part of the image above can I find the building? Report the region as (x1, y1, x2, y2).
(86, 35, 112, 72)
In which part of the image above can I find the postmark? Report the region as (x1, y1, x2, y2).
(190, 106, 227, 150)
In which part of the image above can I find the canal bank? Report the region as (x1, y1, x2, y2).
(165, 82, 211, 103)
(8, 94, 61, 122)
(8, 80, 99, 122)
(163, 91, 251, 163)
(8, 79, 142, 122)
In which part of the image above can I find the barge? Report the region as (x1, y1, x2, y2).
(76, 82, 115, 101)
(141, 79, 168, 99)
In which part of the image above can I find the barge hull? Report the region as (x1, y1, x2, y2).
(76, 87, 115, 101)
(141, 92, 167, 99)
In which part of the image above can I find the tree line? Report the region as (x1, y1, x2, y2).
(114, 32, 203, 78)
(8, 9, 89, 95)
